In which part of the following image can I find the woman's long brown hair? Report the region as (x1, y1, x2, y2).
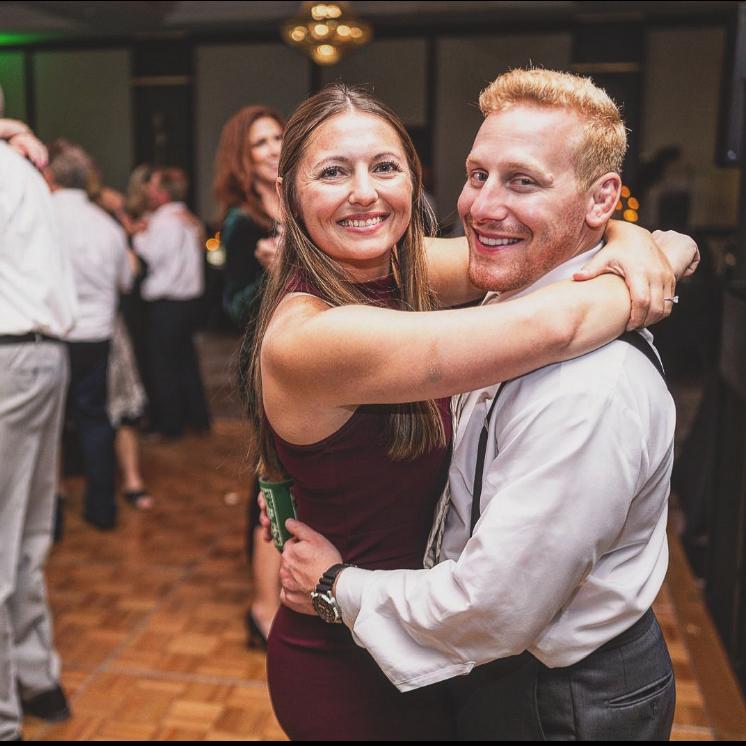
(243, 84, 445, 479)
(213, 105, 285, 229)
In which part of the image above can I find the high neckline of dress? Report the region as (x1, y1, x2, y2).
(353, 273, 396, 289)
(285, 272, 399, 306)
(352, 273, 398, 304)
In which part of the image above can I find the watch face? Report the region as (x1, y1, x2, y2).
(311, 591, 340, 624)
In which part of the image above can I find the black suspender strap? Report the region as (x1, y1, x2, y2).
(467, 331, 665, 537)
(616, 331, 666, 380)
(469, 380, 512, 536)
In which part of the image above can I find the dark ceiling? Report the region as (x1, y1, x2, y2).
(0, 1, 737, 44)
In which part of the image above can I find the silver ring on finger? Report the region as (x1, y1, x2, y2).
(663, 296, 679, 304)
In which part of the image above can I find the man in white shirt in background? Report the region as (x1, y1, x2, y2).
(45, 143, 133, 532)
(0, 120, 78, 739)
(278, 69, 698, 740)
(133, 168, 210, 439)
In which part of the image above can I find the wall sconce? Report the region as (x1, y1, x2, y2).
(282, 2, 372, 66)
(615, 185, 640, 223)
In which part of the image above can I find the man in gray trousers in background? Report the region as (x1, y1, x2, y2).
(0, 114, 77, 740)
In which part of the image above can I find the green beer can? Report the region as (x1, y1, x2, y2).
(259, 477, 297, 551)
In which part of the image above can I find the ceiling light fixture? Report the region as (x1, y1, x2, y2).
(282, 2, 372, 66)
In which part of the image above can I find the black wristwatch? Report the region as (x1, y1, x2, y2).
(311, 563, 352, 624)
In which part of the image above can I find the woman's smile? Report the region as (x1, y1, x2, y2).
(337, 212, 390, 231)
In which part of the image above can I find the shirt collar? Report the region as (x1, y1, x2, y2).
(484, 241, 604, 304)
(154, 201, 186, 216)
(56, 188, 89, 201)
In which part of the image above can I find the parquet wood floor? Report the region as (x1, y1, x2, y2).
(26, 420, 285, 741)
(21, 417, 746, 740)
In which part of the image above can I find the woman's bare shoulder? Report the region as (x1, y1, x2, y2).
(263, 292, 332, 366)
(262, 292, 354, 442)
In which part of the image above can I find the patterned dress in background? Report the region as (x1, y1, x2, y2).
(107, 314, 147, 427)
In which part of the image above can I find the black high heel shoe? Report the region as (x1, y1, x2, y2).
(246, 610, 268, 650)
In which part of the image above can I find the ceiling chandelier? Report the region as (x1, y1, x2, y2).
(282, 2, 372, 66)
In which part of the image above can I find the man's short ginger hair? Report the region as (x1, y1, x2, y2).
(479, 68, 628, 190)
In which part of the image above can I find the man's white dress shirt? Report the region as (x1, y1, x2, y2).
(133, 201, 204, 302)
(0, 143, 77, 337)
(336, 245, 676, 692)
(51, 189, 132, 342)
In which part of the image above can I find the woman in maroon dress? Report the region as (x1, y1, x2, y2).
(243, 84, 683, 739)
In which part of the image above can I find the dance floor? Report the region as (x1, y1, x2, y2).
(20, 334, 746, 741)
(26, 420, 285, 741)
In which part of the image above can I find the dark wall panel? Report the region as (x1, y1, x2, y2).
(0, 51, 27, 120)
(33, 49, 132, 191)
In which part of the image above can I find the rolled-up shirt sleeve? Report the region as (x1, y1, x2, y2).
(335, 388, 646, 692)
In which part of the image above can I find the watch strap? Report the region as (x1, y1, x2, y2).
(316, 563, 350, 594)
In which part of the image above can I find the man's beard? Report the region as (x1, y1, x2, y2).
(465, 210, 587, 294)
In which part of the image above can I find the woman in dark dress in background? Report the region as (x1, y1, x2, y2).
(244, 84, 688, 740)
(213, 105, 285, 645)
(214, 106, 284, 328)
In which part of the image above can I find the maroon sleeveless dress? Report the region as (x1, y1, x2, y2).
(266, 276, 455, 740)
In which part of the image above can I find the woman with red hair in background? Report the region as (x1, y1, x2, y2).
(213, 105, 285, 646)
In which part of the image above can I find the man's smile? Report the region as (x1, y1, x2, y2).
(474, 231, 522, 248)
